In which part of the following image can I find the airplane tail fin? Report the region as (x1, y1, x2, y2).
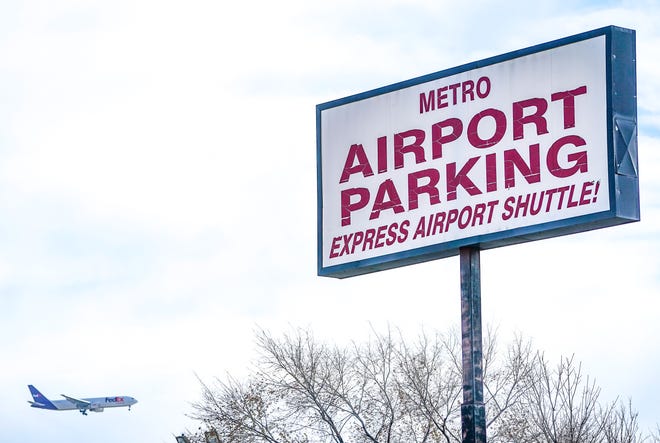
(28, 385, 57, 410)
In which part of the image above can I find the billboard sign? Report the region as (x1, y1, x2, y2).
(317, 26, 638, 278)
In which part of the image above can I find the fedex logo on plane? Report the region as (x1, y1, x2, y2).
(105, 397, 124, 403)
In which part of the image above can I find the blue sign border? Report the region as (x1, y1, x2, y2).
(317, 26, 638, 278)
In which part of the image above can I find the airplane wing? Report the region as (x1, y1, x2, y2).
(61, 394, 91, 409)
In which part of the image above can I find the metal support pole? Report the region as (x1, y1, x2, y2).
(460, 246, 486, 443)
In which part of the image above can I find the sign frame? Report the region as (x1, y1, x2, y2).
(317, 25, 638, 278)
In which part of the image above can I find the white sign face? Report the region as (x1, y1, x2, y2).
(318, 28, 638, 278)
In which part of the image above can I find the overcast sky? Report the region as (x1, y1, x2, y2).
(1, 1, 658, 441)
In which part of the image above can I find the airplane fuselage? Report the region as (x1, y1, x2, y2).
(39, 396, 137, 412)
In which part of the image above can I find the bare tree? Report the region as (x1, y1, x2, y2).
(523, 354, 607, 442)
(602, 399, 641, 443)
(192, 374, 306, 443)
(255, 328, 348, 443)
(188, 326, 655, 443)
(649, 425, 660, 443)
(394, 329, 462, 443)
(482, 329, 537, 443)
(335, 329, 399, 442)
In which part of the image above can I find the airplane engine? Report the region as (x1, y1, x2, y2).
(90, 407, 104, 413)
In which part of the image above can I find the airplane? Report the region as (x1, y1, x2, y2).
(27, 385, 137, 415)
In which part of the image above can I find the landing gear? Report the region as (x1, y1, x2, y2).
(80, 409, 88, 416)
